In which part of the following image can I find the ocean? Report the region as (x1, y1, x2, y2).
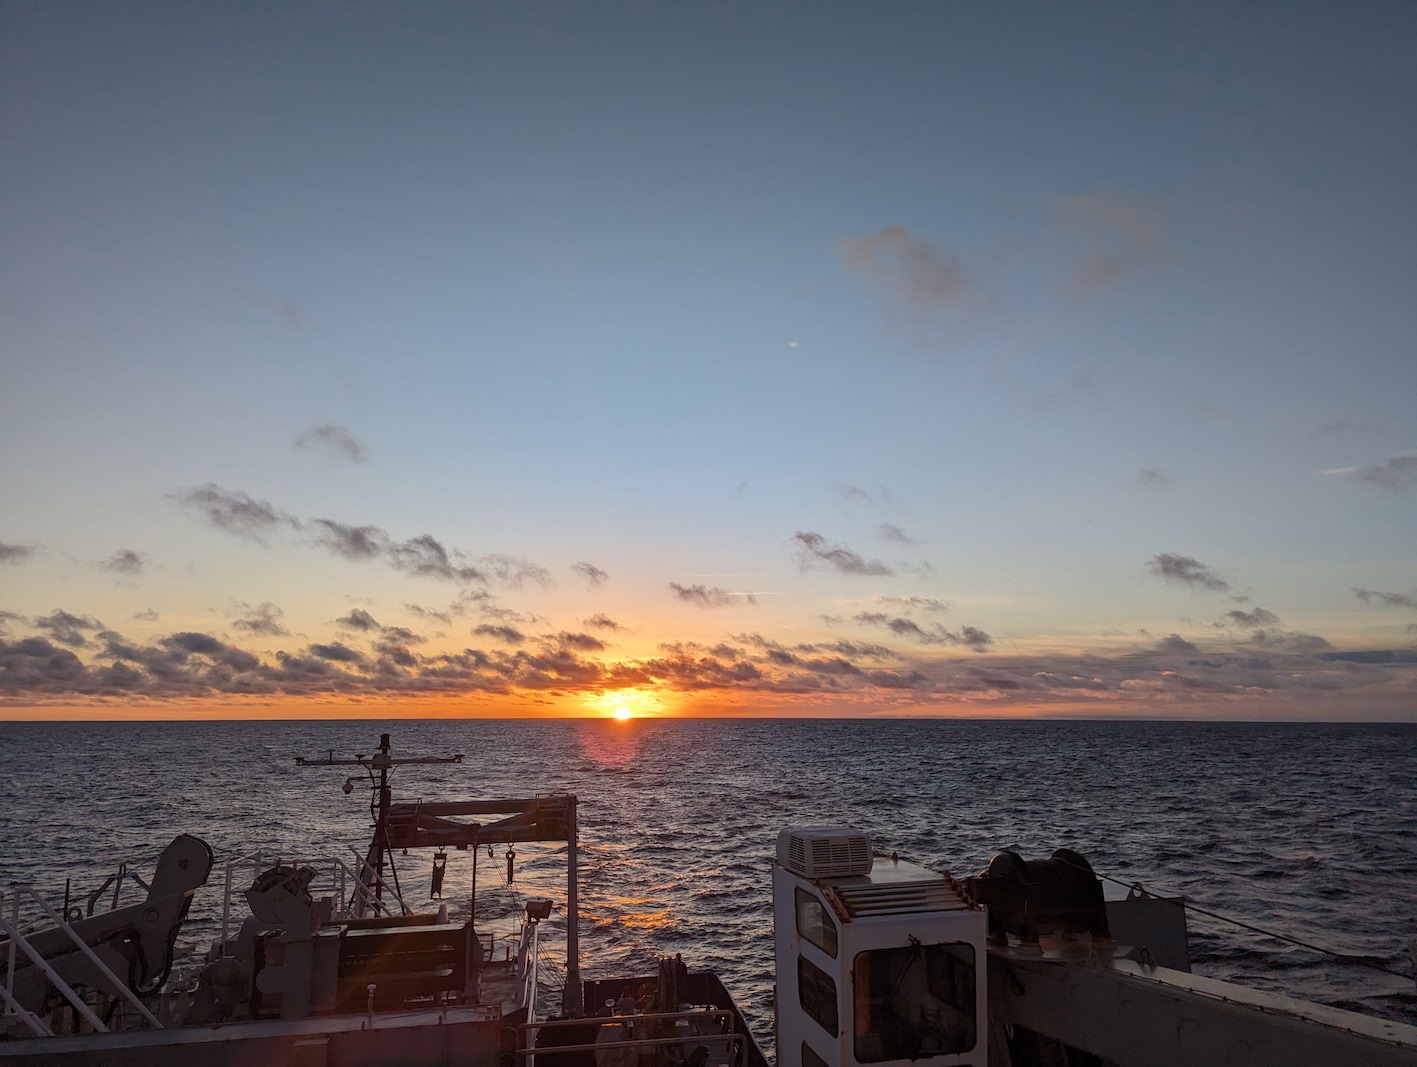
(2, 718, 1414, 1041)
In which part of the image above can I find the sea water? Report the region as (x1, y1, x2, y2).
(2, 718, 1414, 1039)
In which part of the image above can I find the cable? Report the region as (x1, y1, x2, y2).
(1057, 857, 1416, 984)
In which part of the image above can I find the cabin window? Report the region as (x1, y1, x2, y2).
(795, 888, 839, 957)
(798, 955, 839, 1036)
(801, 1041, 831, 1067)
(852, 942, 975, 1061)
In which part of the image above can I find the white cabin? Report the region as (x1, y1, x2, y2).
(773, 828, 987, 1067)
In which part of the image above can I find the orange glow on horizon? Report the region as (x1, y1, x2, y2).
(591, 688, 666, 719)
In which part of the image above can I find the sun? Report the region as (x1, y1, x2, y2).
(594, 688, 663, 720)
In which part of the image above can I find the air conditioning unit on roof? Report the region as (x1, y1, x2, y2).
(777, 827, 873, 879)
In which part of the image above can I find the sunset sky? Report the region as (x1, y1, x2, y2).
(3, 3, 1415, 720)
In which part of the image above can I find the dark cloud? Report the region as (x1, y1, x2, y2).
(853, 612, 993, 650)
(583, 613, 625, 631)
(32, 610, 104, 648)
(1146, 553, 1231, 592)
(389, 534, 483, 583)
(473, 624, 525, 644)
(1354, 455, 1417, 492)
(163, 632, 227, 656)
(172, 484, 298, 542)
(98, 549, 147, 577)
(1317, 648, 1417, 665)
(377, 643, 419, 668)
(309, 519, 391, 560)
(879, 523, 911, 544)
(1134, 468, 1173, 487)
(1, 541, 38, 564)
(838, 225, 964, 312)
(232, 601, 288, 637)
(557, 632, 607, 652)
(1, 613, 1412, 713)
(669, 583, 755, 608)
(130, 608, 159, 622)
(572, 562, 609, 587)
(336, 608, 381, 631)
(1219, 607, 1281, 629)
(797, 639, 896, 660)
(953, 626, 994, 651)
(793, 531, 893, 577)
(294, 423, 368, 462)
(1354, 587, 1417, 610)
(1156, 634, 1199, 654)
(1246, 629, 1333, 654)
(308, 642, 364, 663)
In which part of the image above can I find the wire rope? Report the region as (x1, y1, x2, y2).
(1056, 857, 1416, 985)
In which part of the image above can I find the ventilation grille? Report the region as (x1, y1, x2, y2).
(778, 827, 873, 879)
(832, 879, 966, 918)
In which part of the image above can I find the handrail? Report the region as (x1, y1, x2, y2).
(2, 878, 162, 1025)
(515, 1026, 745, 1067)
(0, 910, 108, 1033)
(215, 852, 410, 952)
(521, 1010, 744, 1067)
(0, 972, 53, 1038)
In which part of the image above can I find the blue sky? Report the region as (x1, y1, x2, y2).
(2, 3, 1414, 718)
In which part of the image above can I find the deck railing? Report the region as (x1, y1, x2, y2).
(214, 851, 410, 953)
(519, 1009, 745, 1067)
(0, 882, 164, 1038)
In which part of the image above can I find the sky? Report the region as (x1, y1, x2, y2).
(2, 3, 1415, 720)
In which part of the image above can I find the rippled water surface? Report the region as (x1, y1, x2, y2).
(2, 718, 1414, 1038)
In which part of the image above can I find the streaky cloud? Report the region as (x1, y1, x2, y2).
(309, 519, 391, 560)
(572, 562, 609, 587)
(473, 624, 525, 644)
(793, 531, 893, 577)
(1354, 587, 1417, 610)
(853, 611, 992, 650)
(172, 484, 298, 542)
(669, 582, 756, 608)
(389, 534, 483, 583)
(874, 594, 950, 615)
(1146, 553, 1231, 593)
